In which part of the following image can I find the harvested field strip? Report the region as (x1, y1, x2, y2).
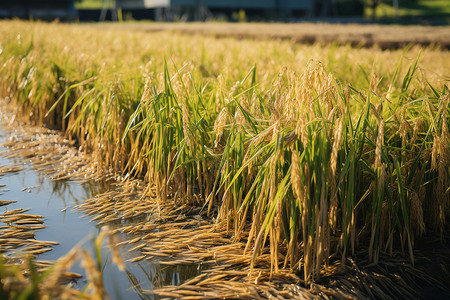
(97, 22, 450, 49)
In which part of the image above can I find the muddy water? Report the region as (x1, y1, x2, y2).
(0, 126, 201, 299)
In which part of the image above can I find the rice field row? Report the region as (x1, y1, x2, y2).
(96, 22, 450, 49)
(0, 20, 449, 286)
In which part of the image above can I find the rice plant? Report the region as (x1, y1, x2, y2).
(0, 20, 448, 285)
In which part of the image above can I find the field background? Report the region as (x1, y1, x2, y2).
(94, 22, 450, 49)
(75, 0, 450, 19)
(0, 20, 449, 298)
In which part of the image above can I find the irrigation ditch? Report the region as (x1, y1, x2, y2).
(0, 113, 212, 299)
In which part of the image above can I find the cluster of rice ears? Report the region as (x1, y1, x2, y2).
(0, 21, 449, 284)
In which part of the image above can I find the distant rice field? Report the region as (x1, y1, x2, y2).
(0, 20, 449, 295)
(94, 22, 450, 49)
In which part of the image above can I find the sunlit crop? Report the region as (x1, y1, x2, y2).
(0, 20, 449, 287)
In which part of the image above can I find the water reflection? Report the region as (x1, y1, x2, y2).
(126, 263, 204, 299)
(0, 126, 202, 299)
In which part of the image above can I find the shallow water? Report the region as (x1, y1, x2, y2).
(0, 126, 201, 299)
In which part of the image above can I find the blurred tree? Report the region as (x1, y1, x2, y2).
(316, 0, 337, 16)
(337, 0, 364, 16)
(367, 0, 380, 18)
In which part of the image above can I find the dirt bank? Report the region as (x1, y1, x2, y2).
(94, 22, 450, 49)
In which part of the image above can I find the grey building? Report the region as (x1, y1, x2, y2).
(116, 0, 314, 20)
(118, 0, 312, 10)
(0, 0, 76, 20)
